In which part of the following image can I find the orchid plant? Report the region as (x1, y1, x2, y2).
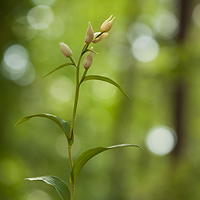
(16, 15, 140, 200)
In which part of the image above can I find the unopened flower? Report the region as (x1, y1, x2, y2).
(59, 42, 72, 57)
(100, 15, 115, 32)
(92, 32, 109, 43)
(85, 22, 94, 44)
(83, 47, 94, 69)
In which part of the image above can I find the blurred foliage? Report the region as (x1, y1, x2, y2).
(1, 0, 200, 200)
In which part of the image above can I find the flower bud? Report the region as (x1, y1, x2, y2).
(100, 15, 115, 32)
(83, 47, 94, 69)
(92, 32, 109, 43)
(59, 42, 72, 57)
(85, 22, 94, 44)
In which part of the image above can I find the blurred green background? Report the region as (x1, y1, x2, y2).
(1, 0, 200, 199)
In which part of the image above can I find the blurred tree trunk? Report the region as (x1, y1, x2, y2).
(172, 0, 192, 156)
(107, 59, 136, 200)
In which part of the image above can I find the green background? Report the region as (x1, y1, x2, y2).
(1, 0, 200, 199)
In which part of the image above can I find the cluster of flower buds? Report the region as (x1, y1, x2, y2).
(59, 15, 115, 69)
(84, 15, 115, 45)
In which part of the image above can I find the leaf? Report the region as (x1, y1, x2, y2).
(81, 75, 131, 99)
(16, 113, 71, 142)
(44, 63, 75, 77)
(70, 144, 141, 184)
(85, 49, 98, 54)
(26, 176, 70, 200)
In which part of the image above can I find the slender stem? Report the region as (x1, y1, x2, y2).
(70, 43, 89, 140)
(69, 56, 76, 67)
(70, 184, 75, 200)
(79, 69, 88, 85)
(68, 43, 89, 200)
(68, 145, 73, 170)
(70, 84, 80, 140)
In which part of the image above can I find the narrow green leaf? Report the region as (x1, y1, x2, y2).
(81, 75, 131, 99)
(16, 113, 71, 142)
(70, 144, 140, 184)
(44, 63, 75, 77)
(26, 176, 70, 200)
(85, 49, 98, 54)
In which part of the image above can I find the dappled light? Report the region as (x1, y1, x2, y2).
(4, 45, 29, 71)
(1, 0, 200, 200)
(127, 22, 153, 44)
(146, 126, 177, 156)
(31, 0, 56, 6)
(153, 10, 179, 39)
(1, 44, 35, 85)
(132, 36, 159, 62)
(27, 6, 54, 30)
(49, 76, 74, 103)
(192, 4, 200, 27)
(40, 16, 65, 40)
(12, 16, 37, 40)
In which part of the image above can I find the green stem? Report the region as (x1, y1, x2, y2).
(69, 56, 76, 67)
(68, 145, 73, 170)
(70, 43, 89, 140)
(79, 69, 88, 85)
(70, 184, 75, 200)
(70, 84, 80, 140)
(68, 43, 90, 200)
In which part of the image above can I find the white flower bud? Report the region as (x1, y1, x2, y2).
(59, 42, 72, 57)
(100, 15, 115, 32)
(92, 32, 109, 43)
(83, 47, 94, 69)
(85, 22, 94, 44)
